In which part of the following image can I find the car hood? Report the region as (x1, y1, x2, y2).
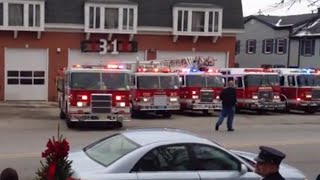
(68, 150, 106, 178)
(230, 150, 306, 179)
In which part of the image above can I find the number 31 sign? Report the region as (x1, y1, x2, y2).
(80, 39, 138, 54)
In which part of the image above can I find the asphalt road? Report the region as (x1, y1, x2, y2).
(0, 107, 319, 180)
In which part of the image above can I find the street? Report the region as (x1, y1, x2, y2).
(0, 106, 319, 180)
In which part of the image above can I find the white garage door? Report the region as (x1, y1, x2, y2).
(5, 48, 48, 101)
(157, 51, 228, 68)
(68, 49, 145, 67)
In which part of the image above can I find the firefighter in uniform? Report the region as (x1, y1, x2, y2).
(254, 146, 286, 180)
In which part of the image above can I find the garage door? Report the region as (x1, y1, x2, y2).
(157, 51, 228, 68)
(5, 48, 48, 101)
(68, 49, 145, 67)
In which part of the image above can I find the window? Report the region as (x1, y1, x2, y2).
(174, 7, 222, 35)
(276, 39, 287, 54)
(179, 76, 185, 86)
(0, 3, 3, 26)
(235, 41, 240, 55)
(28, 4, 40, 27)
(86, 4, 137, 32)
(192, 11, 205, 32)
(9, 4, 24, 26)
(7, 70, 45, 85)
(190, 144, 240, 171)
(300, 39, 315, 56)
(246, 40, 256, 54)
(236, 77, 243, 88)
(288, 76, 295, 86)
(263, 39, 273, 54)
(132, 144, 193, 172)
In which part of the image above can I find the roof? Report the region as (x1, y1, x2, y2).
(121, 128, 212, 146)
(220, 68, 278, 75)
(274, 68, 319, 75)
(45, 0, 244, 29)
(244, 13, 317, 29)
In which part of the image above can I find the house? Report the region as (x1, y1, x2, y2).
(236, 10, 320, 68)
(0, 0, 244, 101)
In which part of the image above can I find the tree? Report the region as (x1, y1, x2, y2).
(278, 0, 320, 8)
(34, 125, 75, 180)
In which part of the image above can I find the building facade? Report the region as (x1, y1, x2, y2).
(0, 0, 244, 101)
(236, 13, 320, 68)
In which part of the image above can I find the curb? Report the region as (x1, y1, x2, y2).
(0, 103, 58, 108)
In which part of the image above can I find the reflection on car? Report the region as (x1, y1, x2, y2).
(68, 128, 304, 180)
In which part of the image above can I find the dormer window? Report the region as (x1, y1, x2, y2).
(0, 0, 44, 31)
(173, 3, 223, 36)
(85, 2, 137, 34)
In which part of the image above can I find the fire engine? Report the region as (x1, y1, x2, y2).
(274, 68, 320, 113)
(150, 57, 223, 115)
(56, 64, 132, 128)
(219, 68, 286, 113)
(129, 62, 180, 118)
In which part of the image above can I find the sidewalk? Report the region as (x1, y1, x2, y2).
(0, 101, 58, 108)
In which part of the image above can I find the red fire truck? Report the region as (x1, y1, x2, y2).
(176, 67, 224, 114)
(219, 68, 286, 113)
(56, 64, 132, 128)
(129, 63, 180, 118)
(152, 57, 223, 115)
(274, 68, 320, 113)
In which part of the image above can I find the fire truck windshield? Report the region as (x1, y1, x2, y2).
(297, 75, 320, 86)
(70, 72, 130, 90)
(244, 75, 280, 87)
(186, 75, 224, 87)
(137, 75, 179, 89)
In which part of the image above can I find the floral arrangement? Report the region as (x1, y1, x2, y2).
(34, 125, 74, 180)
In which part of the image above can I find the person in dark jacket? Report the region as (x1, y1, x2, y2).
(0, 168, 19, 180)
(254, 146, 286, 180)
(215, 80, 237, 131)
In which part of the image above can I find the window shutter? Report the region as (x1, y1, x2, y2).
(274, 39, 278, 54)
(270, 39, 274, 53)
(283, 39, 287, 54)
(312, 39, 316, 55)
(246, 40, 249, 53)
(253, 40, 257, 53)
(262, 40, 266, 53)
(300, 40, 305, 56)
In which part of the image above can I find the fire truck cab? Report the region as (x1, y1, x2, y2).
(56, 64, 132, 128)
(130, 63, 180, 118)
(176, 67, 223, 114)
(274, 68, 320, 113)
(219, 68, 286, 113)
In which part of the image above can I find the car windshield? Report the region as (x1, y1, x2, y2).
(137, 75, 179, 89)
(84, 134, 139, 167)
(297, 75, 320, 86)
(244, 75, 279, 87)
(186, 75, 224, 87)
(70, 72, 130, 90)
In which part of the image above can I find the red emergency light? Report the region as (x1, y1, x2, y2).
(137, 66, 171, 73)
(244, 68, 274, 73)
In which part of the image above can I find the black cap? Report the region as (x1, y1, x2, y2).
(254, 146, 286, 165)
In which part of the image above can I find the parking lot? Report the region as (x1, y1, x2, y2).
(0, 106, 319, 179)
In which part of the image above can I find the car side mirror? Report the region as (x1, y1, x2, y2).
(240, 164, 248, 174)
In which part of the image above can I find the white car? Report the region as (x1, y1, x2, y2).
(68, 128, 305, 180)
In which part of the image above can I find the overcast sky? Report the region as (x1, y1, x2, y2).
(242, 0, 320, 16)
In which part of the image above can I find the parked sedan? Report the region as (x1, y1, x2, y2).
(67, 128, 299, 180)
(231, 150, 307, 180)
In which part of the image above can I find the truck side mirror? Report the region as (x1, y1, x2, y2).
(240, 164, 248, 174)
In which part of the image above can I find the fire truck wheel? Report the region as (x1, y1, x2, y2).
(59, 110, 66, 120)
(202, 110, 211, 116)
(162, 112, 172, 118)
(116, 122, 123, 128)
(66, 119, 76, 129)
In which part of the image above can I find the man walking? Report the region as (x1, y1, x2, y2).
(215, 80, 237, 131)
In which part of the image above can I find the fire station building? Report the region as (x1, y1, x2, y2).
(0, 0, 244, 101)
